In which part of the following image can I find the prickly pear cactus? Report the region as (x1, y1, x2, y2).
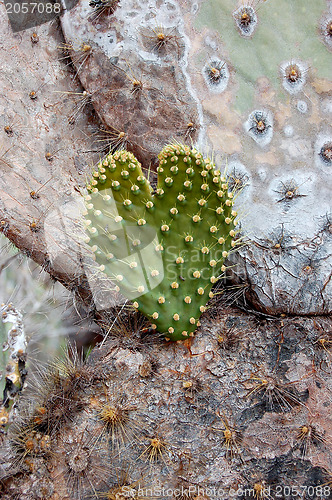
(60, 0, 332, 317)
(0, 0, 331, 498)
(84, 144, 239, 340)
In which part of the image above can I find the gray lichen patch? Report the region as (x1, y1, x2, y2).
(233, 5, 258, 37)
(280, 60, 308, 95)
(315, 133, 332, 168)
(319, 11, 332, 51)
(244, 110, 273, 147)
(203, 58, 230, 93)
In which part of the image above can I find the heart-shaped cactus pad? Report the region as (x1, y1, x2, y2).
(84, 143, 240, 341)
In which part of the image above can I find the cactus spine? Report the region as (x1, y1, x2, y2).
(84, 144, 239, 340)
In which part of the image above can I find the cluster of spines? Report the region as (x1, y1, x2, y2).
(84, 143, 240, 341)
(5, 344, 150, 497)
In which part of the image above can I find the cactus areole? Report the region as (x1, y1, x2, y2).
(84, 144, 240, 340)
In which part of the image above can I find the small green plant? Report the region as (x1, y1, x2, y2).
(84, 143, 240, 341)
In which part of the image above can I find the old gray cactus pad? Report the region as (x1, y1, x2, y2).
(0, 309, 331, 497)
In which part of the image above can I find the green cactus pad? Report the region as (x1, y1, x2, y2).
(84, 144, 239, 341)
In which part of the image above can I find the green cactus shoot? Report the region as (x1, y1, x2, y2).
(83, 144, 240, 341)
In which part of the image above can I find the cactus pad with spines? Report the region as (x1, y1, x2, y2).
(84, 144, 239, 340)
